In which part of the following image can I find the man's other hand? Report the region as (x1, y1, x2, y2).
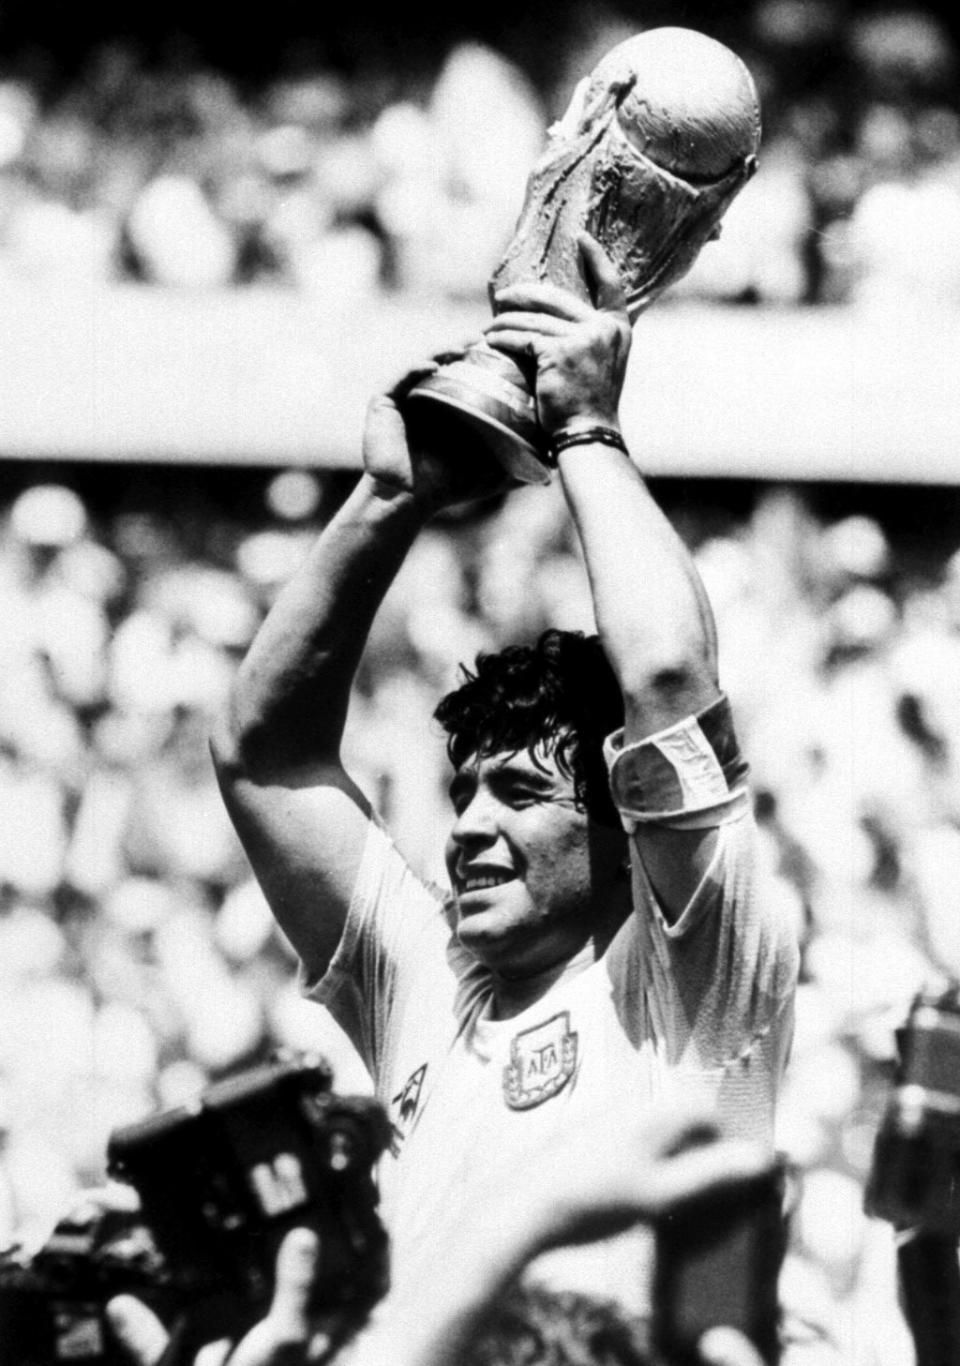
(363, 355, 508, 512)
(484, 233, 631, 439)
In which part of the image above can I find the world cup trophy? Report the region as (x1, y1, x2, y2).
(406, 27, 761, 484)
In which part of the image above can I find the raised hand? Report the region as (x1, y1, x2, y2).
(508, 1097, 773, 1257)
(698, 1326, 768, 1366)
(193, 1229, 329, 1366)
(484, 233, 632, 440)
(107, 1228, 333, 1366)
(363, 354, 509, 511)
(105, 1292, 170, 1366)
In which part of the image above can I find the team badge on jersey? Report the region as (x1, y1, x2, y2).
(503, 1011, 578, 1110)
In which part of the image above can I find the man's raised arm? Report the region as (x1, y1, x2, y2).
(485, 236, 733, 919)
(212, 361, 504, 975)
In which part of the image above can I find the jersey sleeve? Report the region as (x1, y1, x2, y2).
(299, 815, 453, 1083)
(602, 694, 799, 1139)
(623, 809, 799, 1140)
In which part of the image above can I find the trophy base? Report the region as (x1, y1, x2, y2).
(406, 347, 551, 486)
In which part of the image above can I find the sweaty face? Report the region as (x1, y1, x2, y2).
(444, 743, 626, 978)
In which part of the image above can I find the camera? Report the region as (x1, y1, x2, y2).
(106, 1051, 390, 1314)
(0, 1053, 391, 1363)
(865, 983, 960, 1236)
(0, 1203, 170, 1366)
(651, 1158, 788, 1366)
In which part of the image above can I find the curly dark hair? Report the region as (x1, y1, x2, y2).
(465, 1281, 650, 1366)
(433, 630, 623, 827)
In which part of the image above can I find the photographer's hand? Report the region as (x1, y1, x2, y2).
(200, 1228, 329, 1366)
(106, 1292, 170, 1366)
(343, 1099, 774, 1366)
(698, 1327, 767, 1366)
(107, 1228, 332, 1366)
(499, 1097, 772, 1259)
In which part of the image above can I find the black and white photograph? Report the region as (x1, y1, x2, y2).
(0, 2, 958, 1363)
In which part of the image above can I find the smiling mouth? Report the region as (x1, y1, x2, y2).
(458, 871, 515, 895)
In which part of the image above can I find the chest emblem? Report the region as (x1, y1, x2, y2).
(503, 1011, 578, 1110)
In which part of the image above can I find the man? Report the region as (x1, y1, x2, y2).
(211, 234, 799, 1309)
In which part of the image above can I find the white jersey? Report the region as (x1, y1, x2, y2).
(302, 803, 799, 1311)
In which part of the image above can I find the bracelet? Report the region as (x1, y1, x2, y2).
(548, 425, 629, 462)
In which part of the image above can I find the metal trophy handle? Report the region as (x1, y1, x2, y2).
(406, 26, 761, 484)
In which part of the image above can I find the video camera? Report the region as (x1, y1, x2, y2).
(865, 982, 960, 1236)
(864, 984, 960, 1366)
(651, 1158, 788, 1366)
(0, 1052, 391, 1364)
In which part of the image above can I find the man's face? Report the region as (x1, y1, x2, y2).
(444, 743, 626, 978)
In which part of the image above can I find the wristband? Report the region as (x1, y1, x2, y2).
(549, 425, 629, 463)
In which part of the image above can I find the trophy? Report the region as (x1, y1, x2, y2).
(406, 27, 761, 484)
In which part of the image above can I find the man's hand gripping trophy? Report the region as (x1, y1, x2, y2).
(405, 25, 760, 484)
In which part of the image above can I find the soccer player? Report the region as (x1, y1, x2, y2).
(211, 234, 798, 1310)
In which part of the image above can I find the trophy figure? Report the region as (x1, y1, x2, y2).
(406, 27, 761, 484)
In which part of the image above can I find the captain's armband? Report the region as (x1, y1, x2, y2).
(603, 693, 750, 832)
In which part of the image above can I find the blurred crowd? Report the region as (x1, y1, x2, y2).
(0, 2, 959, 309)
(0, 464, 959, 1358)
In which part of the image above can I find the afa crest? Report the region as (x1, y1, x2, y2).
(503, 1011, 578, 1110)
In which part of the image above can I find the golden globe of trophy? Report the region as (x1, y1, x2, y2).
(406, 27, 761, 484)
